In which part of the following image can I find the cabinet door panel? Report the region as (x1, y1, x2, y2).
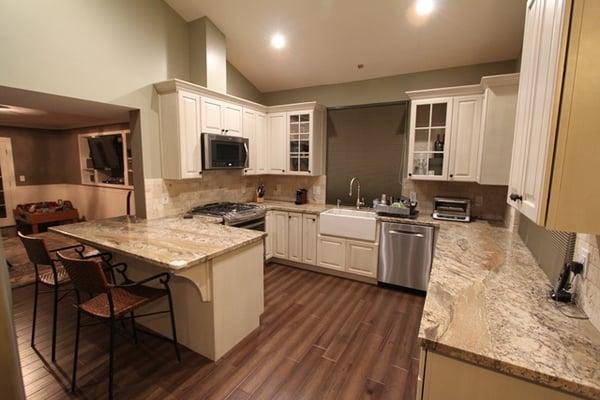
(268, 113, 286, 174)
(265, 212, 274, 259)
(317, 236, 345, 271)
(449, 95, 482, 182)
(288, 213, 303, 262)
(346, 240, 378, 278)
(273, 211, 288, 259)
(201, 97, 224, 134)
(255, 113, 267, 173)
(408, 98, 452, 180)
(178, 91, 202, 178)
(302, 214, 318, 265)
(223, 102, 243, 136)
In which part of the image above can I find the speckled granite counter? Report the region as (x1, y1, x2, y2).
(419, 219, 600, 399)
(50, 215, 265, 271)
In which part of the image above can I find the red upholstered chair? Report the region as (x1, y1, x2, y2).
(57, 252, 180, 400)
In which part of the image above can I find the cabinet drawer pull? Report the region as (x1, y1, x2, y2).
(509, 193, 523, 202)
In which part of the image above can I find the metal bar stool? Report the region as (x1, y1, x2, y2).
(17, 231, 114, 362)
(57, 252, 180, 400)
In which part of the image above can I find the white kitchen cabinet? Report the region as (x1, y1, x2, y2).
(158, 89, 203, 179)
(200, 96, 224, 135)
(317, 235, 346, 271)
(201, 96, 243, 136)
(477, 74, 519, 185)
(345, 240, 378, 278)
(243, 109, 267, 175)
(265, 212, 274, 259)
(407, 98, 453, 180)
(288, 212, 303, 262)
(302, 214, 318, 265)
(267, 112, 287, 174)
(222, 102, 243, 136)
(285, 110, 326, 176)
(448, 95, 483, 182)
(507, 0, 568, 223)
(272, 211, 289, 259)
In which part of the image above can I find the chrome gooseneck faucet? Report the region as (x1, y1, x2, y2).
(349, 177, 365, 209)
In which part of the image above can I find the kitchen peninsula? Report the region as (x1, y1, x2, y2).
(50, 215, 266, 361)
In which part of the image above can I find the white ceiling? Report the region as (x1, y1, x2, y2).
(165, 0, 525, 93)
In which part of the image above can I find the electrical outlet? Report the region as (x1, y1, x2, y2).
(276, 184, 281, 193)
(475, 195, 483, 207)
(19, 175, 25, 182)
(314, 186, 321, 195)
(241, 186, 246, 194)
(581, 250, 590, 279)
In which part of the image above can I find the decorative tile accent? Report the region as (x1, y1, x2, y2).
(574, 233, 600, 331)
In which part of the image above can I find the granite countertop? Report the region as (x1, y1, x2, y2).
(419, 219, 600, 399)
(50, 215, 265, 271)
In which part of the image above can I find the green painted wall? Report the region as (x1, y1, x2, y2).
(0, 0, 190, 181)
(261, 60, 518, 107)
(227, 62, 263, 103)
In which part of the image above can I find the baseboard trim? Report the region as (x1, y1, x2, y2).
(269, 257, 377, 285)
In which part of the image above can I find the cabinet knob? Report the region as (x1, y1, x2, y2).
(198, 171, 202, 176)
(408, 173, 412, 177)
(282, 169, 285, 173)
(509, 193, 523, 202)
(449, 174, 454, 178)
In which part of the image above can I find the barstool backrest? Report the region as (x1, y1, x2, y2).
(57, 252, 110, 295)
(18, 231, 53, 266)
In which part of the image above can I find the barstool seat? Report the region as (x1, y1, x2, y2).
(38, 264, 70, 286)
(80, 285, 166, 318)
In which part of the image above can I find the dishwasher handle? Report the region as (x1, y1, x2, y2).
(388, 229, 425, 238)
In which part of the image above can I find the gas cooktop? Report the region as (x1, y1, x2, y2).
(186, 202, 265, 226)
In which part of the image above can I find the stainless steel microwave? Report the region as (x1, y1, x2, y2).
(202, 133, 248, 170)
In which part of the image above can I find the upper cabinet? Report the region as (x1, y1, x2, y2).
(286, 108, 326, 176)
(408, 98, 452, 180)
(201, 96, 243, 136)
(407, 75, 518, 185)
(508, 0, 600, 233)
(158, 88, 203, 180)
(154, 80, 327, 179)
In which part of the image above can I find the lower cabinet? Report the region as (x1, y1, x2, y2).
(272, 211, 289, 259)
(345, 240, 379, 277)
(316, 235, 346, 271)
(288, 212, 303, 262)
(302, 214, 318, 265)
(265, 210, 378, 280)
(318, 235, 378, 278)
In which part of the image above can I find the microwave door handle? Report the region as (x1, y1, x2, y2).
(243, 142, 249, 166)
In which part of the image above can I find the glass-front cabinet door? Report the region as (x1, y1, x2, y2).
(408, 98, 452, 180)
(287, 111, 312, 174)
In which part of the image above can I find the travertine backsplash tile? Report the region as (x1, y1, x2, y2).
(574, 233, 600, 331)
(402, 180, 508, 221)
(145, 172, 326, 219)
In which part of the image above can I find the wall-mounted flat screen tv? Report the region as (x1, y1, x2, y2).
(88, 135, 123, 173)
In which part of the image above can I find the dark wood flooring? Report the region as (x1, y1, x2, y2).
(13, 263, 425, 399)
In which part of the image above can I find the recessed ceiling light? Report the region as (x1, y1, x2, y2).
(415, 0, 434, 16)
(271, 33, 286, 49)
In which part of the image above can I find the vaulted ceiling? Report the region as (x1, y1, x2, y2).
(165, 0, 525, 93)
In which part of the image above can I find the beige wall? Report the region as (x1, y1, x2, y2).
(0, 0, 190, 182)
(227, 62, 263, 103)
(262, 60, 517, 107)
(574, 234, 600, 331)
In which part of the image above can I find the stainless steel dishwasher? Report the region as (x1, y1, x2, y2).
(378, 222, 435, 291)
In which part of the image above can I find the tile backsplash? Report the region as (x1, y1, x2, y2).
(402, 180, 508, 221)
(574, 233, 600, 331)
(145, 172, 326, 219)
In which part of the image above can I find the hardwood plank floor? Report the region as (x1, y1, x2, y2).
(12, 263, 425, 399)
